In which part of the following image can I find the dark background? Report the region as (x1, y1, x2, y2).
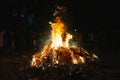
(0, 0, 120, 50)
(0, 0, 119, 29)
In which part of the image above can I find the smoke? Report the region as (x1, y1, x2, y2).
(53, 6, 67, 16)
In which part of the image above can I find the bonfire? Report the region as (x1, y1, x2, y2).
(31, 6, 98, 68)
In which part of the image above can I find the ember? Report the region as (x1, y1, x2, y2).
(31, 6, 98, 67)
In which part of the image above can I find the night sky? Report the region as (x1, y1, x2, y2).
(0, 0, 120, 31)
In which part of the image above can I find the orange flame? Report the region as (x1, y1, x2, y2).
(49, 17, 72, 49)
(31, 16, 98, 67)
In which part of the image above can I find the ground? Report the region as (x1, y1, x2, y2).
(0, 49, 120, 80)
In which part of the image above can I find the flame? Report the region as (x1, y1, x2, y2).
(31, 10, 98, 67)
(49, 17, 72, 49)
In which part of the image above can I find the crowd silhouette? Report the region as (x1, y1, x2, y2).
(0, 28, 119, 54)
(0, 29, 40, 53)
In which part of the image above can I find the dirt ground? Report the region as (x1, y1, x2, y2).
(0, 49, 120, 80)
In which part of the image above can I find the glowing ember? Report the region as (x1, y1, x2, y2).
(31, 6, 98, 67)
